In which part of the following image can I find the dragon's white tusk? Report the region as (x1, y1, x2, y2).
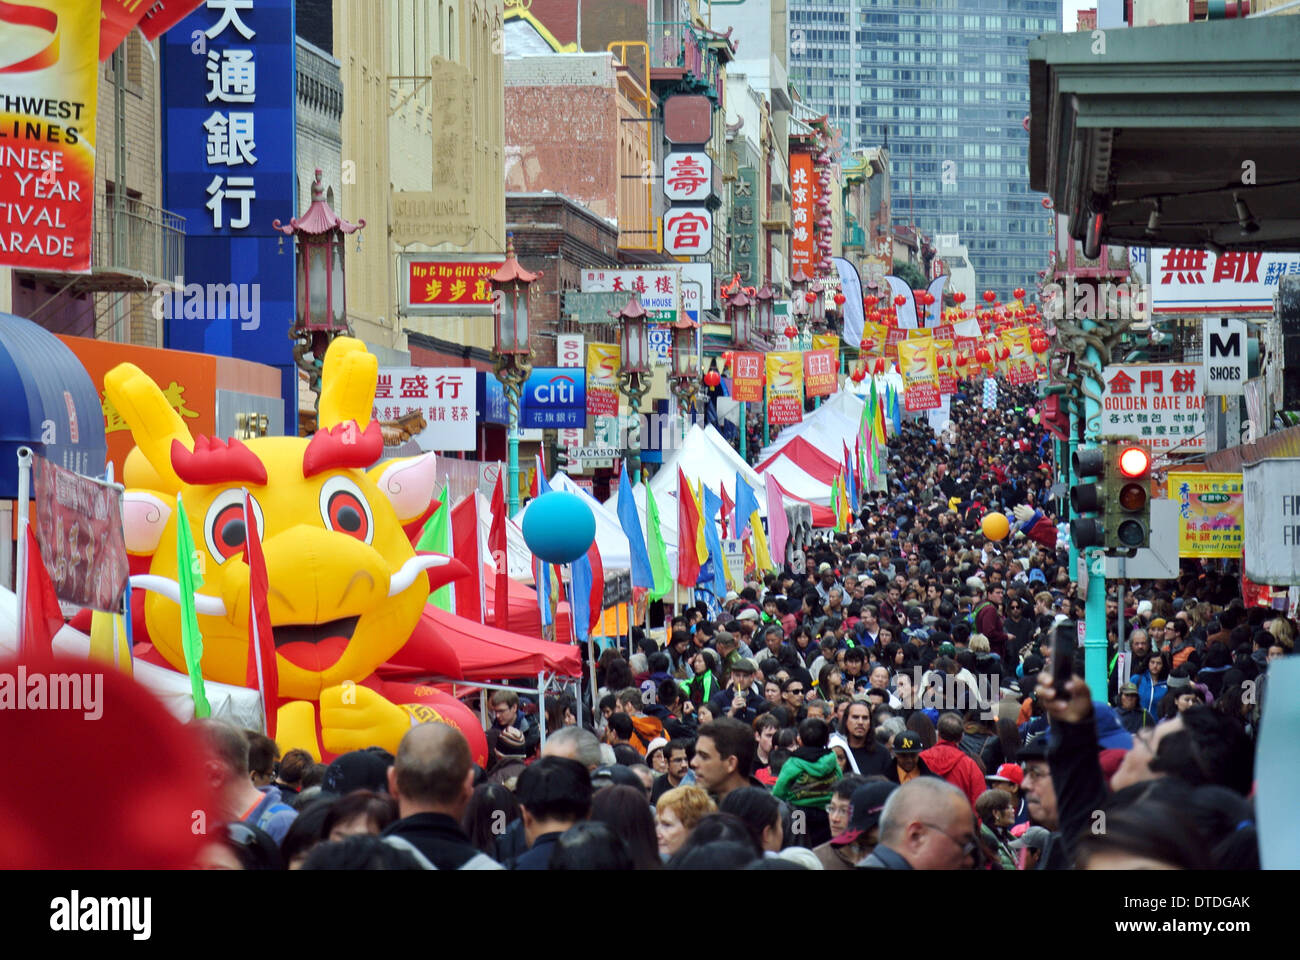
(130, 574, 228, 618)
(388, 554, 451, 597)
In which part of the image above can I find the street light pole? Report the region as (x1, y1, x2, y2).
(490, 233, 541, 516)
(616, 295, 652, 484)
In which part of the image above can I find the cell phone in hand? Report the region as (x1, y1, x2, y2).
(1049, 620, 1076, 695)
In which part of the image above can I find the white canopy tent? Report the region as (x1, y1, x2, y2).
(650, 424, 767, 517)
(604, 479, 680, 576)
(763, 453, 832, 506)
(513, 472, 634, 572)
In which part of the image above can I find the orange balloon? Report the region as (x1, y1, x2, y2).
(981, 511, 1010, 541)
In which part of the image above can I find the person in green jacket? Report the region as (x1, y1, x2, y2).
(772, 717, 842, 813)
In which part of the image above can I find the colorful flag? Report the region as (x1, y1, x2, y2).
(765, 473, 789, 570)
(416, 481, 453, 610)
(534, 457, 553, 627)
(645, 484, 672, 601)
(701, 486, 730, 596)
(21, 526, 63, 659)
(451, 494, 485, 622)
(570, 540, 604, 641)
(489, 471, 509, 630)
(174, 494, 211, 718)
(676, 468, 705, 587)
(751, 511, 774, 573)
(242, 489, 279, 738)
(733, 473, 760, 541)
(617, 465, 654, 590)
(88, 611, 132, 676)
(720, 484, 734, 539)
(829, 473, 841, 532)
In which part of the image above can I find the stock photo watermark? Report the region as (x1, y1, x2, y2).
(151, 277, 261, 331)
(0, 665, 103, 720)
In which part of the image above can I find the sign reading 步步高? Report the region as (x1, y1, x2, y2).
(1170, 472, 1244, 559)
(1101, 364, 1205, 453)
(403, 258, 500, 311)
(1242, 459, 1300, 585)
(1202, 318, 1248, 397)
(0, 0, 99, 272)
(374, 368, 477, 451)
(31, 453, 129, 613)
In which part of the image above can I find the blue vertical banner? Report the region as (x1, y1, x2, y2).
(161, 0, 298, 427)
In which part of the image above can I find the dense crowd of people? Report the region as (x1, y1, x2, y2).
(196, 380, 1288, 870)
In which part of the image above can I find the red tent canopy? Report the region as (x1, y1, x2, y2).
(382, 605, 582, 680)
(756, 436, 842, 485)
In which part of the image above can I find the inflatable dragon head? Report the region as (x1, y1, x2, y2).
(107, 338, 452, 701)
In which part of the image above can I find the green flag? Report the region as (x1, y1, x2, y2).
(175, 494, 211, 719)
(416, 481, 453, 609)
(829, 473, 842, 532)
(645, 484, 672, 602)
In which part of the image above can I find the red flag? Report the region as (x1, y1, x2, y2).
(242, 492, 279, 738)
(451, 495, 485, 623)
(138, 1, 207, 42)
(489, 471, 509, 630)
(587, 540, 605, 631)
(720, 485, 734, 539)
(22, 527, 63, 658)
(677, 468, 702, 587)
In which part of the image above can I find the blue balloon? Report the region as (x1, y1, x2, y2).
(522, 491, 596, 564)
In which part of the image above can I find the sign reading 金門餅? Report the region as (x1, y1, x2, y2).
(1169, 472, 1243, 559)
(404, 258, 501, 311)
(161, 0, 297, 414)
(586, 344, 621, 417)
(32, 453, 130, 613)
(765, 352, 803, 425)
(1150, 248, 1300, 314)
(374, 368, 477, 451)
(790, 153, 815, 273)
(520, 367, 586, 429)
(803, 348, 838, 398)
(898, 340, 941, 412)
(0, 0, 98, 272)
(1101, 364, 1205, 453)
(732, 352, 764, 403)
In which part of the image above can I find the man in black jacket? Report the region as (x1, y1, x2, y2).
(382, 723, 502, 870)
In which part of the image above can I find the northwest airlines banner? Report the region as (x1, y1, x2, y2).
(0, 0, 99, 272)
(898, 339, 941, 412)
(765, 351, 803, 425)
(586, 343, 621, 417)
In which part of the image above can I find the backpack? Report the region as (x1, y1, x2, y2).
(380, 835, 503, 870)
(967, 601, 991, 630)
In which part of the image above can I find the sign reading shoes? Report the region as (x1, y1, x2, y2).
(1202, 318, 1248, 397)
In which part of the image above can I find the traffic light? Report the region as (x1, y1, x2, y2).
(1107, 441, 1151, 552)
(1069, 445, 1106, 549)
(554, 445, 570, 473)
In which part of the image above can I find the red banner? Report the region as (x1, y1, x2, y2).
(408, 261, 501, 306)
(803, 348, 838, 397)
(790, 152, 815, 272)
(100, 0, 153, 61)
(138, 0, 206, 41)
(32, 453, 130, 613)
(732, 351, 764, 402)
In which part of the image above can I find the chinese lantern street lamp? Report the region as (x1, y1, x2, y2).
(616, 296, 651, 482)
(669, 313, 700, 442)
(273, 168, 366, 419)
(723, 284, 755, 463)
(754, 283, 775, 340)
(489, 232, 541, 514)
(808, 277, 826, 329)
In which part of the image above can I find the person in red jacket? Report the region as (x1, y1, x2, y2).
(920, 713, 987, 810)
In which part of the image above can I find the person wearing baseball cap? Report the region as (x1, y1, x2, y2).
(884, 730, 936, 785)
(985, 763, 1029, 826)
(708, 657, 765, 725)
(1115, 681, 1155, 734)
(824, 781, 898, 868)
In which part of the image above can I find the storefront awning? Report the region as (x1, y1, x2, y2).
(0, 313, 106, 497)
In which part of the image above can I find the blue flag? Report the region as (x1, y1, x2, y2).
(616, 465, 654, 589)
(535, 458, 553, 627)
(890, 384, 902, 433)
(733, 472, 760, 540)
(700, 486, 728, 598)
(570, 553, 592, 641)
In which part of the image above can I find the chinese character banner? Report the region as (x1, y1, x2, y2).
(0, 0, 98, 272)
(374, 367, 477, 451)
(898, 339, 941, 412)
(765, 351, 803, 425)
(789, 153, 815, 272)
(731, 351, 764, 403)
(586, 343, 621, 417)
(580, 268, 678, 318)
(1101, 364, 1206, 451)
(1169, 472, 1243, 558)
(32, 452, 129, 612)
(803, 347, 838, 398)
(1150, 248, 1300, 314)
(407, 261, 499, 305)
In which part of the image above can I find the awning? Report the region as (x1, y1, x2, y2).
(0, 313, 106, 497)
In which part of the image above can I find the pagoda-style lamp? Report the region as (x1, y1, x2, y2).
(616, 295, 651, 481)
(808, 277, 826, 329)
(669, 312, 700, 440)
(489, 232, 541, 514)
(273, 168, 366, 418)
(754, 283, 775, 340)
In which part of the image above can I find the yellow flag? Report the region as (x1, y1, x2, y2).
(750, 510, 774, 573)
(692, 479, 709, 566)
(89, 610, 133, 677)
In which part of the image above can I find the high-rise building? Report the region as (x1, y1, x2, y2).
(788, 0, 1058, 297)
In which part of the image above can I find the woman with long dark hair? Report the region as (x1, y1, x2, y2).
(590, 785, 660, 870)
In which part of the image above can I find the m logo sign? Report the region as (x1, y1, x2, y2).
(1203, 318, 1247, 396)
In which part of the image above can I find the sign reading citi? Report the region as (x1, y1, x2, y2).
(520, 368, 586, 429)
(161, 0, 297, 419)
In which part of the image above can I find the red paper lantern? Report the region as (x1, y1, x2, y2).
(704, 369, 721, 388)
(805, 292, 817, 304)
(833, 292, 846, 306)
(784, 324, 799, 339)
(983, 290, 996, 303)
(955, 354, 968, 367)
(850, 365, 866, 382)
(1031, 337, 1050, 354)
(998, 346, 1010, 361)
(864, 295, 878, 309)
(953, 292, 966, 304)
(893, 294, 906, 307)
(874, 357, 886, 374)
(1013, 287, 1026, 300)
(975, 347, 991, 364)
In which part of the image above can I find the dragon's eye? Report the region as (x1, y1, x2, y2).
(319, 475, 374, 544)
(203, 490, 263, 564)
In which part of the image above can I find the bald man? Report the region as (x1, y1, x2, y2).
(381, 723, 502, 869)
(858, 777, 976, 870)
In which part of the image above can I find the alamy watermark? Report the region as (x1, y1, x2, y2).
(1038, 278, 1151, 323)
(0, 665, 103, 720)
(151, 276, 260, 331)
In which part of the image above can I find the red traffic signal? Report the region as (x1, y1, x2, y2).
(1117, 445, 1151, 478)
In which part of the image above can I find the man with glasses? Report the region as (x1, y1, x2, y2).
(782, 678, 807, 713)
(859, 777, 977, 870)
